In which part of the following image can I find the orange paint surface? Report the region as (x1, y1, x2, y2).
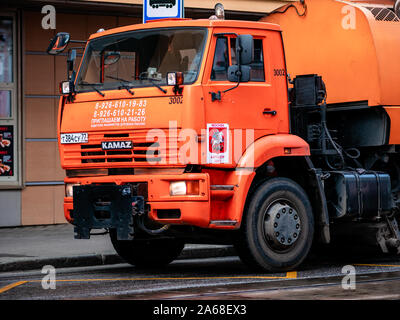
(262, 0, 400, 107)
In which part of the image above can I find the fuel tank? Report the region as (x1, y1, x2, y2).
(325, 170, 392, 220)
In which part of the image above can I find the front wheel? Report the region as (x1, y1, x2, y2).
(110, 230, 184, 268)
(235, 177, 314, 272)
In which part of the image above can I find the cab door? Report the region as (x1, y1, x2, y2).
(202, 29, 289, 166)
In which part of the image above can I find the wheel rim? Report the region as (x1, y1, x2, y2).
(263, 199, 302, 252)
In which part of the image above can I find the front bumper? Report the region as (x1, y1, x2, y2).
(72, 184, 144, 240)
(64, 173, 211, 233)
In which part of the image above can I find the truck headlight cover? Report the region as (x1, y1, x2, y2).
(65, 183, 80, 197)
(169, 181, 200, 196)
(167, 72, 184, 86)
(60, 81, 71, 95)
(170, 181, 187, 196)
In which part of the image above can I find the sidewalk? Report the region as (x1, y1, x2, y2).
(0, 224, 235, 272)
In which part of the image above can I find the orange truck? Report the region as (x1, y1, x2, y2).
(47, 0, 400, 272)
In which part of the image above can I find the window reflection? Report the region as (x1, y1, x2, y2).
(0, 90, 11, 118)
(0, 17, 13, 83)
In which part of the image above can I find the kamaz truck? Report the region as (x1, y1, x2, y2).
(47, 0, 400, 272)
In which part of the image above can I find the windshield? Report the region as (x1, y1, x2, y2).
(75, 27, 207, 93)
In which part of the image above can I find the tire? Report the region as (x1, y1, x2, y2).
(110, 230, 184, 268)
(235, 177, 314, 272)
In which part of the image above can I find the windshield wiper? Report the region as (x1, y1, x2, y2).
(106, 76, 134, 95)
(120, 84, 134, 95)
(139, 76, 167, 94)
(79, 81, 105, 97)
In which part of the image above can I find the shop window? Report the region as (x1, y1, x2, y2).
(0, 90, 11, 117)
(0, 15, 20, 187)
(0, 17, 13, 83)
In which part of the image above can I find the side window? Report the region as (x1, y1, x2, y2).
(211, 37, 228, 81)
(251, 39, 265, 82)
(216, 37, 265, 82)
(230, 39, 237, 66)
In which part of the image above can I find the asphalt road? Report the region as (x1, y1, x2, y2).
(1, 250, 400, 301)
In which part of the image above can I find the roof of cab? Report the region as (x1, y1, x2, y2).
(88, 18, 282, 40)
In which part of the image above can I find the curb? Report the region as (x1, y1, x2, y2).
(0, 246, 236, 272)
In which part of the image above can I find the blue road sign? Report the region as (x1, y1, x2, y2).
(143, 0, 184, 23)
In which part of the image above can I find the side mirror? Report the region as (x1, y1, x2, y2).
(227, 65, 250, 83)
(47, 32, 70, 55)
(236, 34, 253, 65)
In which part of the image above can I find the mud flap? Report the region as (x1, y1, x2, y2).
(72, 185, 144, 240)
(305, 157, 331, 244)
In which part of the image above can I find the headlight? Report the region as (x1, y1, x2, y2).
(166, 72, 184, 86)
(169, 181, 200, 196)
(170, 181, 186, 196)
(60, 81, 71, 95)
(65, 183, 80, 197)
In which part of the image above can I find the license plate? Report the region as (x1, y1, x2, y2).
(60, 133, 88, 144)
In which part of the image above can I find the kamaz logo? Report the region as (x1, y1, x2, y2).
(101, 141, 132, 150)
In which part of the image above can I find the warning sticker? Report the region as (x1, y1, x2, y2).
(207, 123, 229, 164)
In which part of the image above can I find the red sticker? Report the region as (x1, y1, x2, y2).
(207, 123, 229, 164)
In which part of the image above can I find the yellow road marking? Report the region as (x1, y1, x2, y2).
(0, 281, 28, 294)
(3, 261, 399, 295)
(0, 272, 298, 294)
(286, 271, 297, 279)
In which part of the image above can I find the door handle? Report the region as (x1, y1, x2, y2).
(263, 109, 277, 116)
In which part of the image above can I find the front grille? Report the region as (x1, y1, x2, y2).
(62, 130, 179, 167)
(80, 141, 159, 163)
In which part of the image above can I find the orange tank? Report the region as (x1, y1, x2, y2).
(262, 0, 400, 107)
